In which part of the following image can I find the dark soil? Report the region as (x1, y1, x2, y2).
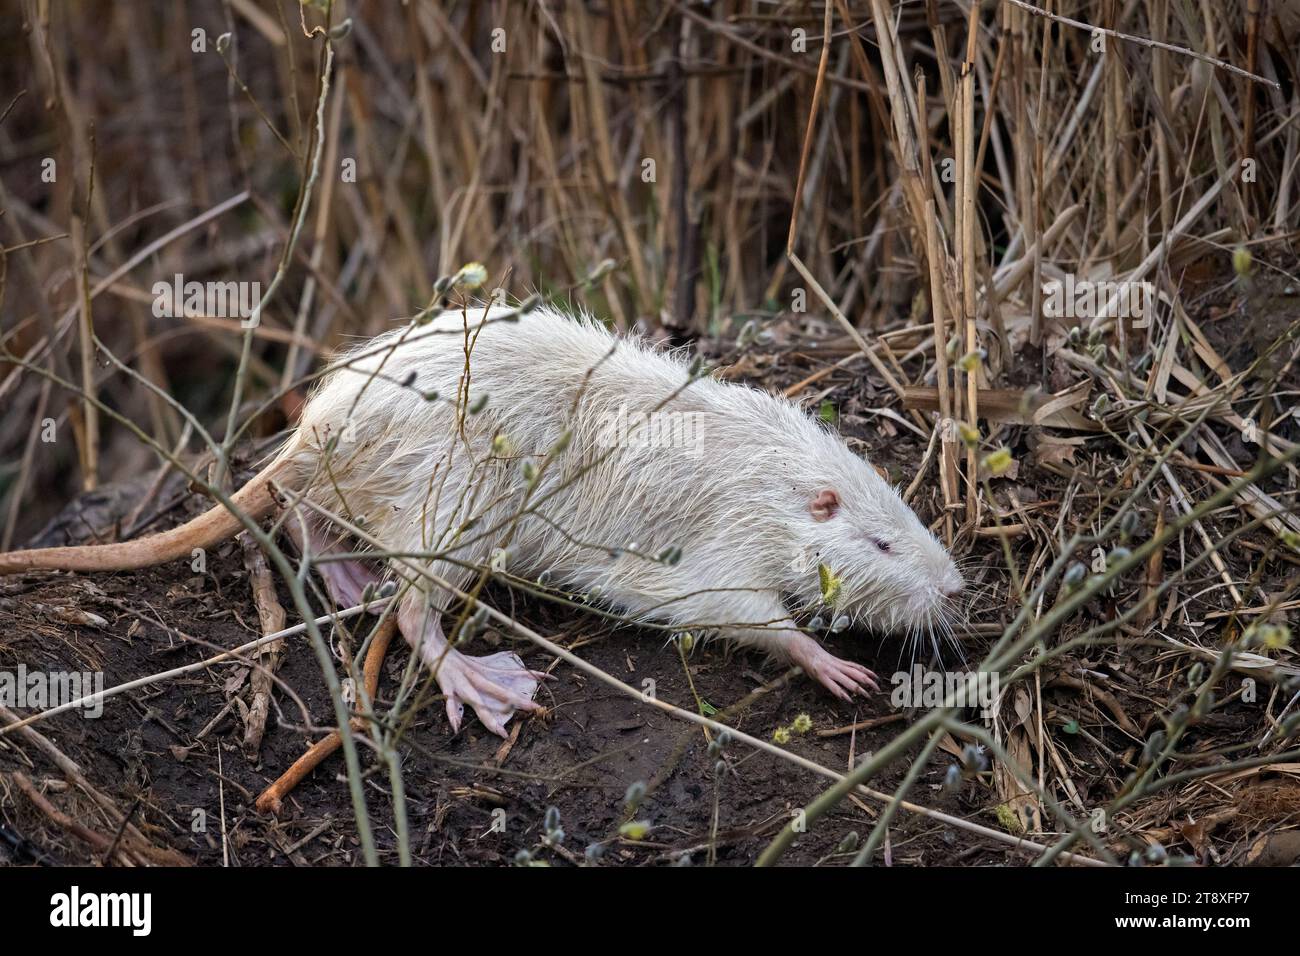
(0, 533, 1000, 867)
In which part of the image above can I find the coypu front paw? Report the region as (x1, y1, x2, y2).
(787, 633, 879, 700)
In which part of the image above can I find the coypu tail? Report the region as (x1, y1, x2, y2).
(0, 461, 287, 575)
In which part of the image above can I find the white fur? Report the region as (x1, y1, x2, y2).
(280, 305, 963, 663)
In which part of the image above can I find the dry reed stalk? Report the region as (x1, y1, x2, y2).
(959, 6, 979, 525)
(69, 213, 98, 491)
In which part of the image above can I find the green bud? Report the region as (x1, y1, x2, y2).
(619, 821, 651, 841)
(1232, 245, 1252, 278)
(958, 349, 985, 373)
(982, 447, 1014, 476)
(454, 262, 488, 290)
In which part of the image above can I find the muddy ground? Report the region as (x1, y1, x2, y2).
(0, 528, 1000, 867)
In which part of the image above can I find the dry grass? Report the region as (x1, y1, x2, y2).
(2, 0, 1300, 866)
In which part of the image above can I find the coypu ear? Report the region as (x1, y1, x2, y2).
(809, 489, 840, 521)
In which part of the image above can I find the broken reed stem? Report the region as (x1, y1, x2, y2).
(785, 0, 832, 254)
(567, 1, 649, 301)
(240, 531, 289, 756)
(973, 12, 1009, 194)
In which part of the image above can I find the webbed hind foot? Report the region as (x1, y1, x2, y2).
(432, 649, 546, 737)
(398, 595, 546, 737)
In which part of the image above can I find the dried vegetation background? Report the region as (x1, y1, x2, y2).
(1, 0, 1300, 866)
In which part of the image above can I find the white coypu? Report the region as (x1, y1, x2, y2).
(0, 305, 964, 736)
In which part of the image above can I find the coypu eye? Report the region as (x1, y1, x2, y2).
(870, 537, 892, 554)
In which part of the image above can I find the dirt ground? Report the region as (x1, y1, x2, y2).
(0, 528, 995, 867)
